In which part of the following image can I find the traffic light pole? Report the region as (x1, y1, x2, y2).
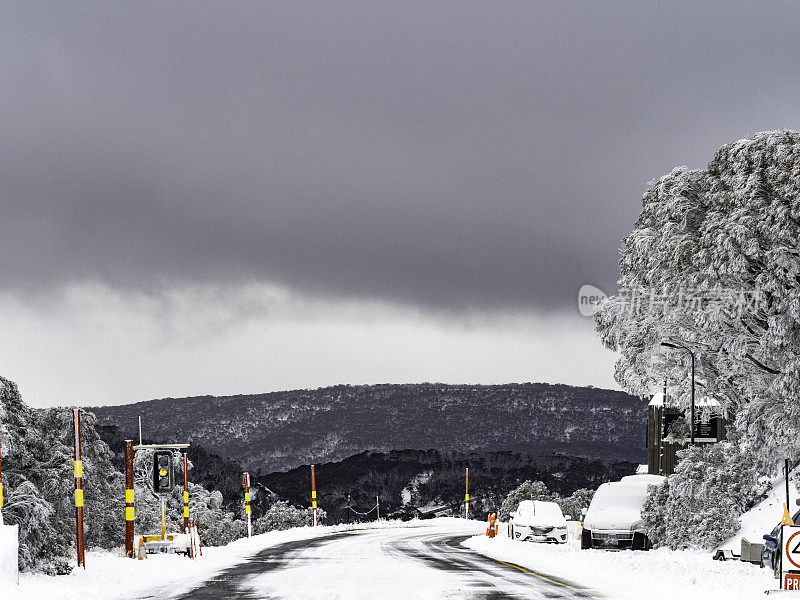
(160, 494, 166, 540)
(73, 408, 85, 569)
(124, 440, 135, 557)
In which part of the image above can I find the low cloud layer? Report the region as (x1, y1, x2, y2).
(0, 283, 618, 407)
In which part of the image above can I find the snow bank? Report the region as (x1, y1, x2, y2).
(465, 534, 778, 599)
(9, 518, 469, 600)
(10, 526, 332, 600)
(716, 468, 800, 558)
(0, 524, 18, 587)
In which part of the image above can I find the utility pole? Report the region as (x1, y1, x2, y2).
(73, 408, 85, 569)
(465, 467, 469, 519)
(787, 459, 791, 511)
(376, 495, 380, 520)
(183, 453, 190, 534)
(124, 440, 135, 557)
(310, 465, 317, 527)
(243, 472, 252, 537)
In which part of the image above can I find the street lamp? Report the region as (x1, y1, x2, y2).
(661, 341, 695, 445)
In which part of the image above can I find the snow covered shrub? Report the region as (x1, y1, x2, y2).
(254, 500, 326, 533)
(595, 130, 800, 472)
(556, 488, 595, 521)
(642, 441, 766, 549)
(498, 480, 553, 520)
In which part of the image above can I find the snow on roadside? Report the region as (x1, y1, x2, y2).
(463, 534, 778, 600)
(7, 518, 470, 600)
(716, 467, 800, 557)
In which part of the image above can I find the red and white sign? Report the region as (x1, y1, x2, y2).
(782, 526, 800, 590)
(786, 574, 800, 591)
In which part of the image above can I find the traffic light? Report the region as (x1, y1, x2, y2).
(153, 450, 174, 493)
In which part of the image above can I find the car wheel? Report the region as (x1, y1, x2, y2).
(581, 528, 592, 550)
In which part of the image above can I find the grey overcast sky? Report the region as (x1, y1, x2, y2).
(2, 2, 799, 407)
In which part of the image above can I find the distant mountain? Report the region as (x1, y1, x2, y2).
(89, 382, 646, 473)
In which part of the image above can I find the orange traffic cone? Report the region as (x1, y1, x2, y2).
(486, 513, 497, 538)
(782, 503, 795, 526)
(137, 537, 146, 560)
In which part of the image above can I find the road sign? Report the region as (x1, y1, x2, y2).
(781, 525, 800, 589)
(787, 574, 800, 591)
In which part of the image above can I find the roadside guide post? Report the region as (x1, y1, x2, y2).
(243, 472, 252, 537)
(183, 453, 190, 534)
(0, 437, 4, 525)
(73, 408, 85, 569)
(465, 467, 469, 519)
(310, 464, 317, 527)
(125, 440, 135, 557)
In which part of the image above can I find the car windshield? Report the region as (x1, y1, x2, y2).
(590, 483, 649, 512)
(516, 501, 562, 520)
(531, 502, 563, 520)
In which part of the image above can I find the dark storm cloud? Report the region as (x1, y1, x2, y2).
(2, 1, 799, 311)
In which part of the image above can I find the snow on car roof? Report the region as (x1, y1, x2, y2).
(619, 474, 666, 486)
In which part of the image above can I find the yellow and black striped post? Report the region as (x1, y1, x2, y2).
(183, 452, 190, 534)
(465, 467, 469, 519)
(243, 472, 252, 537)
(310, 464, 317, 527)
(73, 408, 85, 568)
(124, 440, 135, 558)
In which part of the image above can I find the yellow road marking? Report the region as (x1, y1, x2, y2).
(492, 558, 600, 598)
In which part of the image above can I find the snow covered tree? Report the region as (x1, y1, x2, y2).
(642, 441, 767, 549)
(254, 500, 326, 533)
(498, 480, 553, 520)
(595, 130, 800, 473)
(0, 377, 123, 570)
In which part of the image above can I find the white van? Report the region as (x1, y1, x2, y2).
(581, 474, 664, 550)
(508, 500, 568, 543)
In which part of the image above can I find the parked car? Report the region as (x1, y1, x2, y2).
(761, 510, 800, 578)
(581, 474, 664, 550)
(508, 500, 568, 543)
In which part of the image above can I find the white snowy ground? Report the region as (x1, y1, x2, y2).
(8, 519, 445, 600)
(6, 518, 785, 600)
(465, 527, 780, 600)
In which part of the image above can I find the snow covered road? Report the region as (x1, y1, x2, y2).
(167, 523, 599, 600)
